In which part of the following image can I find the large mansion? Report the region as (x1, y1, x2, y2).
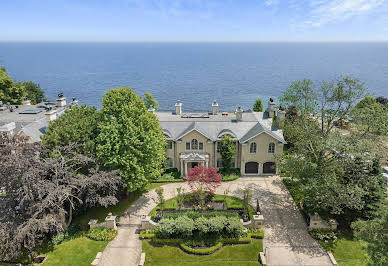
(154, 99, 286, 176)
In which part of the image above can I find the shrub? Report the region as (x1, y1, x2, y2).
(156, 218, 176, 238)
(249, 228, 264, 239)
(180, 242, 223, 255)
(87, 227, 117, 241)
(221, 236, 251, 244)
(163, 211, 239, 220)
(309, 229, 338, 242)
(140, 230, 156, 239)
(194, 216, 210, 235)
(175, 216, 195, 237)
(159, 173, 175, 180)
(151, 238, 182, 245)
(164, 168, 181, 178)
(225, 217, 245, 238)
(208, 216, 227, 235)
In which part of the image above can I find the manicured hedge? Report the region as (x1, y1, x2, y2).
(140, 230, 156, 239)
(156, 215, 245, 239)
(87, 227, 117, 241)
(151, 238, 182, 245)
(163, 211, 239, 220)
(249, 229, 264, 239)
(222, 175, 240, 182)
(180, 242, 223, 255)
(221, 236, 252, 244)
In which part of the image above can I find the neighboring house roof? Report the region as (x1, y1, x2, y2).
(156, 111, 286, 144)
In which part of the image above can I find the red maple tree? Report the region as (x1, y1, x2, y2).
(184, 165, 222, 194)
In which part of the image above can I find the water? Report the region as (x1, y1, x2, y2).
(0, 42, 387, 111)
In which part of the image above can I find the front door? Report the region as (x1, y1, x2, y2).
(191, 162, 199, 168)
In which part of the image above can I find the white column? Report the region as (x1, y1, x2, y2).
(185, 162, 188, 176)
(205, 160, 208, 167)
(180, 159, 184, 176)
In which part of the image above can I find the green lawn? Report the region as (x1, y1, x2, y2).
(74, 182, 163, 230)
(318, 234, 367, 266)
(142, 239, 262, 266)
(42, 237, 108, 266)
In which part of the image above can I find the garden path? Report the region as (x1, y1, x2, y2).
(98, 176, 333, 266)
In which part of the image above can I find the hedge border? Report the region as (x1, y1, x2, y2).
(179, 242, 223, 255)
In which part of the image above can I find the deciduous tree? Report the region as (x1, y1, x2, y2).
(184, 166, 221, 194)
(96, 87, 166, 191)
(143, 92, 159, 111)
(219, 135, 235, 172)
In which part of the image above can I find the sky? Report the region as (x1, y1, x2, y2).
(1, 0, 388, 42)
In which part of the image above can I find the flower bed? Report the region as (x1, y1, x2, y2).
(87, 227, 117, 241)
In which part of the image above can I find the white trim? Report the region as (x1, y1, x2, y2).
(176, 128, 214, 141)
(241, 130, 286, 144)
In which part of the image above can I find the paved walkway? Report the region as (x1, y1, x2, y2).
(98, 176, 333, 266)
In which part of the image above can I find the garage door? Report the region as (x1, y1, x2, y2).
(263, 162, 276, 174)
(245, 162, 259, 174)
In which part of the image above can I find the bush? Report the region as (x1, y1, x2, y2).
(163, 211, 239, 220)
(180, 242, 223, 255)
(175, 216, 195, 237)
(87, 227, 117, 241)
(159, 173, 175, 180)
(151, 238, 182, 245)
(225, 217, 245, 238)
(140, 230, 156, 239)
(194, 216, 210, 235)
(156, 218, 176, 238)
(221, 236, 251, 244)
(309, 229, 338, 242)
(164, 168, 181, 178)
(153, 179, 184, 183)
(249, 228, 264, 239)
(208, 216, 227, 235)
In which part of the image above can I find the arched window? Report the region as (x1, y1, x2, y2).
(249, 142, 257, 153)
(191, 139, 199, 150)
(268, 143, 275, 153)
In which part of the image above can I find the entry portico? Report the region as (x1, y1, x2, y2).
(180, 152, 210, 176)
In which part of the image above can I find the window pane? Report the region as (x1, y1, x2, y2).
(186, 142, 190, 150)
(199, 142, 203, 150)
(217, 141, 221, 152)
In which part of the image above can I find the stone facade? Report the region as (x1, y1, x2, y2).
(157, 100, 286, 176)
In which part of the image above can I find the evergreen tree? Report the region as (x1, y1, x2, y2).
(253, 97, 263, 112)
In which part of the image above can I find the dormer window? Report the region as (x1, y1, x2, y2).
(268, 142, 275, 153)
(249, 142, 257, 154)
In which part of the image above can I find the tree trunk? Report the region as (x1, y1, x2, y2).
(65, 199, 73, 228)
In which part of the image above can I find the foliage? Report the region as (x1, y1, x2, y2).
(242, 188, 252, 220)
(248, 228, 264, 239)
(143, 92, 159, 111)
(309, 229, 338, 242)
(96, 87, 166, 192)
(41, 105, 100, 155)
(87, 227, 117, 241)
(19, 81, 45, 104)
(0, 65, 45, 105)
(352, 203, 388, 266)
(154, 187, 165, 211)
(376, 96, 388, 105)
(180, 242, 223, 255)
(354, 96, 376, 109)
(253, 97, 263, 112)
(163, 211, 239, 220)
(164, 167, 181, 178)
(156, 216, 244, 239)
(176, 187, 185, 210)
(140, 230, 156, 239)
(142, 237, 263, 265)
(175, 216, 195, 237)
(279, 77, 386, 227)
(0, 134, 122, 262)
(219, 135, 235, 172)
(185, 166, 222, 194)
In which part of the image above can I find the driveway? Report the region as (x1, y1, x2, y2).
(98, 176, 333, 266)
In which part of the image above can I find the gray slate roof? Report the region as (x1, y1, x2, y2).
(156, 111, 286, 144)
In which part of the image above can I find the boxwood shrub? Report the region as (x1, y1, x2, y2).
(180, 242, 223, 255)
(249, 228, 264, 239)
(87, 227, 117, 241)
(163, 211, 239, 220)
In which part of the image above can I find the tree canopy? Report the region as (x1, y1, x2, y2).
(219, 135, 236, 172)
(253, 97, 263, 112)
(96, 87, 166, 191)
(0, 65, 45, 105)
(143, 92, 159, 111)
(41, 105, 100, 155)
(279, 77, 386, 227)
(0, 133, 122, 262)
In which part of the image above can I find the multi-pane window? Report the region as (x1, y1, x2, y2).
(249, 142, 257, 154)
(186, 139, 203, 150)
(268, 143, 275, 153)
(217, 141, 221, 152)
(168, 141, 173, 149)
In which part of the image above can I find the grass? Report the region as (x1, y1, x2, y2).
(142, 239, 262, 266)
(74, 182, 163, 230)
(42, 237, 108, 266)
(317, 233, 367, 266)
